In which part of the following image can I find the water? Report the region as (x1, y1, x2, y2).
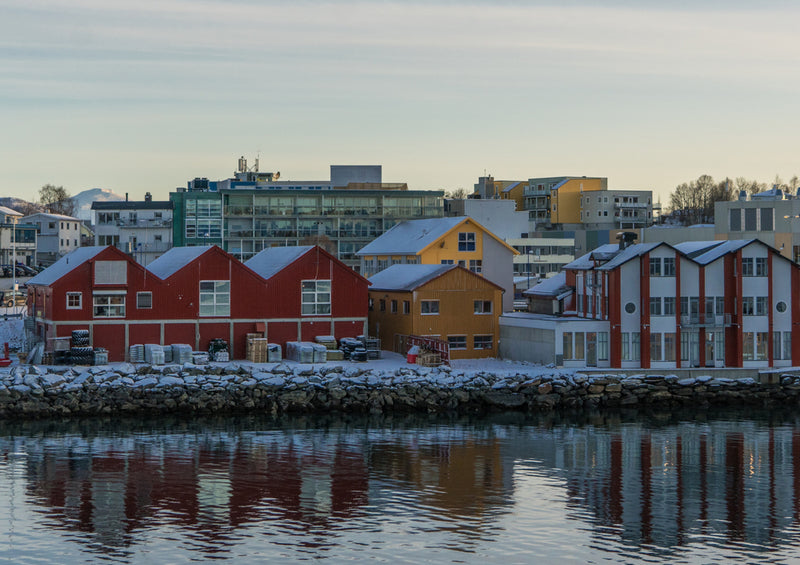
(0, 410, 799, 564)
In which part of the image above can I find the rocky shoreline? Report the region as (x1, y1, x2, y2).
(0, 362, 798, 418)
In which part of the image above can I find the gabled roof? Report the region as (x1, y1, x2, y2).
(0, 206, 22, 217)
(27, 246, 108, 286)
(563, 244, 618, 270)
(356, 217, 466, 255)
(502, 181, 522, 193)
(596, 242, 664, 271)
(146, 245, 212, 280)
(356, 216, 518, 256)
(23, 212, 80, 221)
(686, 240, 754, 265)
(244, 246, 314, 280)
(368, 263, 502, 292)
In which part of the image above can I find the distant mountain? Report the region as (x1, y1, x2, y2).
(71, 188, 126, 223)
(0, 197, 39, 215)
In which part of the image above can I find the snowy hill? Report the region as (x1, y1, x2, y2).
(71, 188, 125, 223)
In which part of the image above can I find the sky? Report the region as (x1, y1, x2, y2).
(3, 0, 800, 205)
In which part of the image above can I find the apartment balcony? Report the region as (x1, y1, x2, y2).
(116, 219, 173, 228)
(680, 313, 732, 328)
(614, 202, 649, 209)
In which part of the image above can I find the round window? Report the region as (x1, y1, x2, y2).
(777, 301, 787, 313)
(625, 302, 636, 314)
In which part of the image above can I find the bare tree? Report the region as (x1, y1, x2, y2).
(734, 177, 766, 196)
(668, 174, 734, 225)
(38, 184, 75, 216)
(299, 234, 336, 255)
(445, 187, 468, 199)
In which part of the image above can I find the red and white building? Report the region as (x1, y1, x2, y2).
(27, 245, 369, 362)
(501, 237, 800, 369)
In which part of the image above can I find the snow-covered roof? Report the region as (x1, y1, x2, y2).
(502, 181, 522, 193)
(524, 271, 571, 299)
(0, 206, 22, 217)
(596, 242, 663, 271)
(244, 246, 313, 280)
(146, 246, 212, 279)
(368, 264, 456, 291)
(689, 240, 753, 265)
(563, 244, 618, 270)
(22, 212, 80, 221)
(672, 240, 724, 258)
(27, 247, 107, 286)
(356, 217, 468, 256)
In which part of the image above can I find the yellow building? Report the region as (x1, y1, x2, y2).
(367, 264, 503, 359)
(356, 216, 519, 311)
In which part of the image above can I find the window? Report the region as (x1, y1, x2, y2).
(474, 300, 492, 314)
(756, 296, 768, 316)
(756, 332, 768, 361)
(663, 297, 676, 316)
(716, 296, 725, 316)
(403, 301, 410, 315)
(625, 302, 636, 314)
(154, 234, 163, 242)
(301, 280, 330, 315)
(574, 332, 585, 360)
(650, 333, 662, 361)
(421, 300, 439, 315)
(631, 333, 640, 361)
(441, 259, 454, 265)
(93, 294, 125, 318)
(598, 332, 608, 361)
(379, 299, 386, 312)
(730, 209, 741, 231)
(742, 297, 755, 316)
(563, 332, 573, 359)
(743, 332, 755, 361)
(777, 301, 787, 313)
(391, 300, 398, 314)
(663, 257, 675, 276)
(760, 208, 774, 232)
(756, 257, 768, 277)
(649, 259, 661, 276)
(474, 335, 493, 350)
(458, 232, 476, 251)
(742, 258, 754, 276)
(664, 333, 676, 361)
(66, 292, 82, 309)
(369, 298, 374, 311)
(649, 297, 662, 316)
(744, 208, 757, 231)
(136, 292, 152, 309)
(448, 335, 467, 350)
(622, 332, 641, 361)
(200, 280, 231, 316)
(469, 260, 482, 273)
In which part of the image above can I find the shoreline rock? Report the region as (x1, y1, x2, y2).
(0, 364, 798, 419)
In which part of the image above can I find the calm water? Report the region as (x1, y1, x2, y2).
(1, 410, 799, 564)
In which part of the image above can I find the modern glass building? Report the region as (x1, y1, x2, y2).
(171, 163, 444, 270)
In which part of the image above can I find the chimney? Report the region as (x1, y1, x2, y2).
(125, 193, 129, 202)
(617, 231, 638, 250)
(145, 192, 152, 202)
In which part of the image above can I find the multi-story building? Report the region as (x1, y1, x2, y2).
(0, 206, 37, 267)
(171, 159, 443, 270)
(501, 235, 800, 369)
(473, 176, 526, 209)
(523, 176, 657, 230)
(715, 188, 800, 263)
(357, 216, 518, 312)
(21, 212, 82, 265)
(92, 193, 173, 265)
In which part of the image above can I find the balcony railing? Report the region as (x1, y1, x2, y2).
(680, 313, 732, 327)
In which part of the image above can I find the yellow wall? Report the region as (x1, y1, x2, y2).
(368, 267, 502, 359)
(501, 183, 525, 211)
(417, 219, 484, 267)
(551, 178, 605, 224)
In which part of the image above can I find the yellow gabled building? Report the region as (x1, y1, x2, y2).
(356, 216, 519, 312)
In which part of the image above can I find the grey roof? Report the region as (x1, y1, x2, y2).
(688, 240, 754, 265)
(27, 246, 107, 286)
(146, 246, 212, 279)
(91, 201, 173, 210)
(524, 271, 571, 299)
(244, 246, 313, 280)
(596, 242, 663, 271)
(563, 244, 618, 270)
(502, 181, 522, 193)
(368, 264, 456, 291)
(356, 217, 467, 256)
(0, 206, 22, 217)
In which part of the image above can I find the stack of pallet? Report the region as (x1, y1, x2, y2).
(246, 336, 270, 363)
(315, 336, 343, 361)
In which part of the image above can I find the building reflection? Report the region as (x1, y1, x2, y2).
(4, 415, 800, 556)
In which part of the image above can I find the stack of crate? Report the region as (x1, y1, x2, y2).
(246, 333, 270, 363)
(315, 336, 343, 361)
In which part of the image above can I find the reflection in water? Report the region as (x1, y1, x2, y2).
(1, 411, 800, 562)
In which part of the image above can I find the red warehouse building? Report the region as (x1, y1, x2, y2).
(27, 245, 369, 362)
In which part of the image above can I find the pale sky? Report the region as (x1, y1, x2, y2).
(3, 0, 800, 204)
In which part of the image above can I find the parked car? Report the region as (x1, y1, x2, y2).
(14, 264, 37, 276)
(0, 290, 26, 307)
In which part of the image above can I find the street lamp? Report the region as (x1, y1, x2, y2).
(203, 232, 210, 246)
(11, 215, 17, 293)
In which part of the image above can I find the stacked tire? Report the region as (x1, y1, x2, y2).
(72, 330, 90, 347)
(70, 346, 93, 365)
